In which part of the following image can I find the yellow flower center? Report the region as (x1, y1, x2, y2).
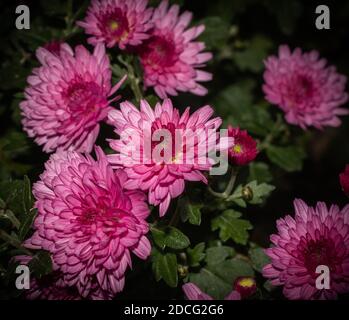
(233, 144, 243, 154)
(238, 277, 255, 288)
(109, 20, 119, 31)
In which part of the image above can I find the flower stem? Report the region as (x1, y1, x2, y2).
(117, 56, 143, 103)
(208, 167, 239, 199)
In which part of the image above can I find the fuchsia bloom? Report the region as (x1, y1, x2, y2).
(20, 43, 126, 153)
(263, 199, 349, 300)
(263, 45, 348, 129)
(108, 99, 222, 216)
(138, 0, 212, 98)
(183, 283, 241, 300)
(77, 0, 153, 49)
(340, 165, 349, 197)
(24, 147, 151, 299)
(227, 126, 258, 166)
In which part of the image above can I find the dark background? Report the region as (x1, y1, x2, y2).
(0, 0, 348, 299)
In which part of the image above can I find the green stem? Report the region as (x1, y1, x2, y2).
(208, 167, 239, 199)
(117, 56, 143, 103)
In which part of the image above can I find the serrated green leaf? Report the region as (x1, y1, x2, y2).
(211, 210, 252, 245)
(248, 162, 273, 183)
(230, 180, 275, 205)
(189, 257, 254, 299)
(205, 246, 235, 266)
(187, 243, 206, 267)
(248, 246, 270, 273)
(179, 197, 202, 226)
(151, 248, 178, 287)
(267, 145, 306, 172)
(246, 181, 275, 205)
(151, 226, 190, 250)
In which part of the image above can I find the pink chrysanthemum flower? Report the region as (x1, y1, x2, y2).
(340, 165, 349, 197)
(137, 0, 212, 98)
(20, 43, 126, 153)
(108, 98, 222, 216)
(263, 45, 348, 129)
(263, 199, 349, 300)
(77, 0, 153, 49)
(24, 147, 151, 299)
(227, 126, 258, 166)
(183, 283, 241, 300)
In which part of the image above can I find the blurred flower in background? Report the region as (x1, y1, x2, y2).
(263, 45, 348, 129)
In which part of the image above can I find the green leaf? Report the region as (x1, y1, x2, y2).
(23, 175, 33, 216)
(18, 209, 37, 241)
(214, 81, 254, 118)
(233, 35, 272, 72)
(189, 257, 254, 299)
(248, 246, 270, 273)
(151, 248, 178, 287)
(198, 17, 230, 50)
(0, 230, 22, 250)
(266, 145, 306, 172)
(246, 181, 275, 205)
(28, 251, 53, 279)
(0, 209, 20, 229)
(187, 243, 206, 267)
(214, 82, 274, 136)
(151, 226, 190, 250)
(179, 197, 202, 226)
(248, 162, 273, 183)
(205, 246, 235, 266)
(0, 180, 24, 217)
(211, 210, 252, 245)
(230, 180, 275, 206)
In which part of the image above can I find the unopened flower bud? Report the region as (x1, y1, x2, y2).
(242, 186, 253, 202)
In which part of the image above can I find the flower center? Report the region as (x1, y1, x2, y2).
(100, 8, 129, 42)
(302, 239, 336, 274)
(65, 78, 106, 117)
(232, 144, 243, 154)
(151, 121, 179, 163)
(142, 36, 177, 67)
(287, 74, 315, 106)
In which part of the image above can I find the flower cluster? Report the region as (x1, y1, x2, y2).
(77, 0, 212, 98)
(15, 0, 349, 302)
